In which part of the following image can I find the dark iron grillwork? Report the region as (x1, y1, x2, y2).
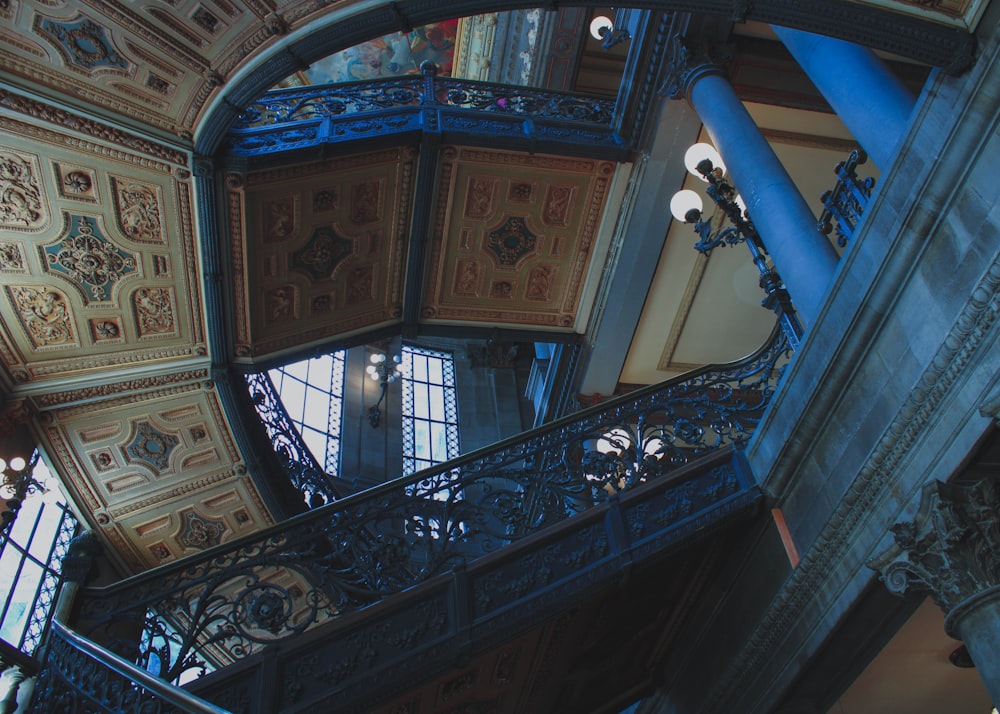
(818, 148, 876, 247)
(245, 371, 341, 507)
(71, 328, 790, 685)
(224, 63, 620, 157)
(32, 621, 229, 714)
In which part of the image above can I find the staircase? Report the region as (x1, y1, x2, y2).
(30, 329, 790, 713)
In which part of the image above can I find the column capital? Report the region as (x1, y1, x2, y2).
(659, 34, 730, 102)
(870, 477, 1000, 631)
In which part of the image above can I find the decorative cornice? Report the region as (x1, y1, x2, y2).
(0, 89, 188, 165)
(870, 477, 1000, 626)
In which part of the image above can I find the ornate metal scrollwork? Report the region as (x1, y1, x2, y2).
(245, 371, 341, 506)
(73, 329, 789, 684)
(818, 148, 876, 247)
(225, 71, 618, 157)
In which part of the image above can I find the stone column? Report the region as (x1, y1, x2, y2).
(870, 477, 1000, 704)
(771, 26, 916, 171)
(662, 36, 839, 327)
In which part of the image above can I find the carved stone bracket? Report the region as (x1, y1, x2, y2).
(870, 477, 1000, 631)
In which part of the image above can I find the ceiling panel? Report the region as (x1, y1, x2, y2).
(421, 147, 616, 332)
(230, 147, 417, 362)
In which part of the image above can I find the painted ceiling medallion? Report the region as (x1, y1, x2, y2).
(175, 509, 228, 551)
(125, 420, 179, 472)
(42, 215, 138, 303)
(36, 16, 129, 72)
(486, 216, 537, 268)
(291, 226, 354, 281)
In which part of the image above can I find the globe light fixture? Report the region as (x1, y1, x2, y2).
(589, 15, 614, 40)
(671, 143, 803, 348)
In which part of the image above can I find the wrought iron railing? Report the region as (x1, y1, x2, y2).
(245, 371, 342, 507)
(819, 148, 876, 248)
(224, 63, 621, 156)
(31, 621, 231, 714)
(69, 328, 790, 685)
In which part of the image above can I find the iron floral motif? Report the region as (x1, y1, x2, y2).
(43, 216, 137, 303)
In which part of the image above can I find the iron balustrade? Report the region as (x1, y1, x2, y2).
(224, 63, 621, 157)
(31, 621, 231, 714)
(69, 327, 790, 685)
(819, 149, 876, 248)
(245, 371, 343, 507)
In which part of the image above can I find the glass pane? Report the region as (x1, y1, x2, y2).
(413, 421, 430, 459)
(428, 357, 443, 384)
(281, 380, 307, 419)
(302, 388, 329, 430)
(430, 422, 447, 461)
(429, 385, 445, 421)
(414, 383, 429, 420)
(8, 506, 40, 550)
(283, 360, 310, 380)
(412, 354, 428, 382)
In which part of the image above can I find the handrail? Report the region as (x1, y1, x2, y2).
(71, 326, 790, 684)
(31, 621, 232, 713)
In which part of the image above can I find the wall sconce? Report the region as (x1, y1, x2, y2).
(1, 451, 42, 537)
(366, 352, 405, 428)
(589, 13, 630, 49)
(671, 143, 803, 349)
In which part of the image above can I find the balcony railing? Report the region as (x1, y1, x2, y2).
(58, 327, 789, 689)
(223, 63, 625, 158)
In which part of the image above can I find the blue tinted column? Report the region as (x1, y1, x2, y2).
(772, 26, 916, 170)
